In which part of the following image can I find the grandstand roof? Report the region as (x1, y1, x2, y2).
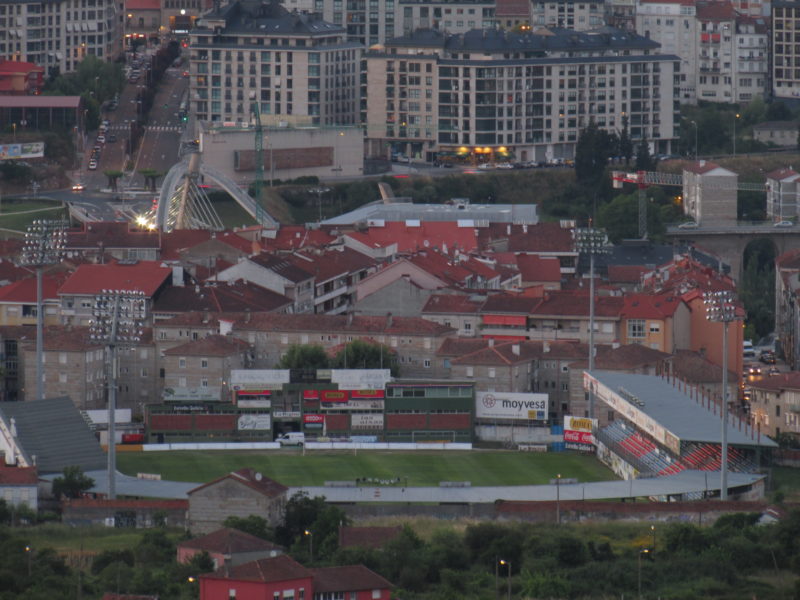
(588, 371, 777, 448)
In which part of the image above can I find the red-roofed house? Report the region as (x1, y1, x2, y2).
(765, 167, 800, 223)
(178, 527, 283, 568)
(65, 221, 161, 262)
(354, 221, 480, 254)
(607, 265, 648, 290)
(0, 465, 38, 510)
(58, 261, 173, 326)
(188, 469, 288, 534)
(262, 226, 337, 252)
(0, 59, 44, 95)
(199, 556, 392, 600)
(488, 222, 577, 275)
(421, 292, 483, 337)
(0, 269, 68, 327)
(749, 373, 800, 438)
(342, 230, 397, 261)
(529, 290, 624, 345)
(619, 292, 689, 352)
(290, 248, 377, 315)
(479, 292, 543, 341)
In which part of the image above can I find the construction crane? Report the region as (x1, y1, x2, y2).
(251, 103, 266, 226)
(611, 170, 767, 238)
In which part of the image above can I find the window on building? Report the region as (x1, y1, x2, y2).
(627, 320, 645, 339)
(488, 368, 496, 378)
(649, 323, 661, 333)
(179, 358, 186, 368)
(201, 359, 208, 369)
(179, 377, 187, 387)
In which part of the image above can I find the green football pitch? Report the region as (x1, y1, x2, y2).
(117, 449, 616, 487)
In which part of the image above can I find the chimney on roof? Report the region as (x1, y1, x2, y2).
(202, 311, 210, 324)
(172, 266, 184, 287)
(219, 319, 233, 335)
(543, 341, 550, 353)
(522, 224, 528, 234)
(506, 224, 511, 235)
(245, 308, 251, 323)
(386, 312, 393, 328)
(488, 338, 494, 347)
(512, 343, 520, 355)
(699, 159, 706, 167)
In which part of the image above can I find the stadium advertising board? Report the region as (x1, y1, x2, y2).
(331, 369, 391, 390)
(320, 399, 384, 411)
(583, 372, 680, 454)
(237, 414, 271, 430)
(236, 389, 271, 408)
(231, 369, 290, 390)
(351, 413, 384, 430)
(0, 142, 44, 160)
(303, 414, 324, 429)
(563, 415, 597, 451)
(163, 386, 220, 401)
(476, 391, 548, 421)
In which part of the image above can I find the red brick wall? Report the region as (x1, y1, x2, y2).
(194, 414, 237, 431)
(386, 414, 428, 430)
(150, 414, 192, 430)
(325, 414, 349, 431)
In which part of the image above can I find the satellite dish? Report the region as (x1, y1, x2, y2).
(255, 472, 263, 481)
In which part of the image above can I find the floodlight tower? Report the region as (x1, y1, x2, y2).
(19, 220, 67, 401)
(702, 290, 741, 501)
(573, 225, 611, 420)
(89, 289, 146, 499)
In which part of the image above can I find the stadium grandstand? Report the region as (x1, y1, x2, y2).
(587, 371, 776, 500)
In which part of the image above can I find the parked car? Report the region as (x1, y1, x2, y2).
(768, 366, 781, 376)
(88, 160, 98, 170)
(71, 183, 85, 192)
(96, 135, 105, 144)
(107, 134, 117, 143)
(477, 162, 495, 170)
(496, 162, 514, 169)
(760, 350, 776, 364)
(678, 221, 699, 229)
(774, 220, 794, 227)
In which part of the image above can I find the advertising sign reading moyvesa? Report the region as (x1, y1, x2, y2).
(476, 392, 548, 421)
(563, 415, 597, 447)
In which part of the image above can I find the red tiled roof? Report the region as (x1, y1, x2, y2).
(63, 498, 188, 509)
(777, 248, 800, 270)
(0, 270, 68, 303)
(202, 555, 311, 583)
(749, 371, 800, 392)
(422, 293, 482, 314)
(66, 221, 160, 250)
(291, 248, 376, 283)
(621, 293, 683, 319)
(671, 349, 734, 383)
(59, 261, 171, 296)
(179, 527, 283, 554)
(359, 222, 480, 253)
(531, 290, 624, 318)
(189, 468, 288, 499)
(0, 465, 38, 485)
(480, 291, 542, 314)
(0, 59, 44, 74)
(766, 167, 800, 181)
(515, 254, 561, 282)
(451, 339, 588, 366)
(343, 230, 395, 249)
(607, 265, 648, 284)
(263, 226, 337, 251)
(436, 337, 492, 356)
(249, 252, 314, 283)
(17, 326, 104, 352)
(310, 565, 393, 593)
(504, 222, 575, 254)
(154, 280, 292, 314)
(696, 0, 735, 20)
(408, 251, 474, 286)
(463, 256, 500, 281)
(684, 161, 727, 175)
(494, 0, 529, 16)
(163, 333, 250, 357)
(338, 526, 402, 549)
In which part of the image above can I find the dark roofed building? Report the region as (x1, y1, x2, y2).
(0, 397, 106, 474)
(178, 527, 284, 568)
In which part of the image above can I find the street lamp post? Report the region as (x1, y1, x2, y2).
(499, 559, 511, 600)
(25, 545, 32, 576)
(703, 290, 742, 501)
(638, 548, 650, 599)
(310, 187, 331, 223)
(20, 220, 67, 402)
(573, 226, 611, 419)
(304, 529, 313, 562)
(650, 525, 656, 554)
(732, 113, 740, 157)
(89, 290, 146, 499)
(556, 473, 562, 524)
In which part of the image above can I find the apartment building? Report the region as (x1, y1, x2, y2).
(531, 0, 606, 30)
(765, 167, 800, 223)
(398, 0, 496, 38)
(0, 0, 120, 76)
(772, 0, 800, 101)
(365, 26, 679, 164)
(189, 0, 360, 126)
(733, 16, 767, 103)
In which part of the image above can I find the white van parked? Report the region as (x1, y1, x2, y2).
(276, 432, 305, 446)
(743, 340, 755, 359)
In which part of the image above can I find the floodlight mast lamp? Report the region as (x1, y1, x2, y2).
(90, 289, 146, 500)
(702, 290, 740, 501)
(573, 226, 611, 420)
(19, 220, 67, 402)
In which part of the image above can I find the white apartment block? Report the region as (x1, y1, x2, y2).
(0, 0, 120, 76)
(399, 0, 496, 37)
(765, 168, 800, 223)
(531, 0, 606, 30)
(189, 0, 361, 125)
(772, 1, 800, 101)
(637, 0, 767, 104)
(365, 27, 679, 164)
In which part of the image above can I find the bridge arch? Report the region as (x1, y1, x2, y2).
(155, 153, 279, 232)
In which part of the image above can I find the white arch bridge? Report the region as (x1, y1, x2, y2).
(153, 153, 278, 232)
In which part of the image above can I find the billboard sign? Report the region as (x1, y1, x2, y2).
(231, 369, 290, 389)
(351, 413, 384, 430)
(320, 399, 384, 411)
(331, 369, 391, 390)
(163, 386, 220, 401)
(0, 142, 44, 160)
(563, 415, 597, 450)
(303, 414, 324, 430)
(476, 392, 548, 421)
(237, 414, 271, 430)
(321, 390, 348, 403)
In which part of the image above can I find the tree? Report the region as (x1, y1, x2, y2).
(331, 340, 398, 375)
(51, 466, 94, 499)
(138, 168, 164, 193)
(635, 136, 654, 171)
(574, 120, 616, 186)
(104, 170, 123, 192)
(275, 492, 350, 562)
(223, 515, 275, 541)
(277, 344, 329, 369)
